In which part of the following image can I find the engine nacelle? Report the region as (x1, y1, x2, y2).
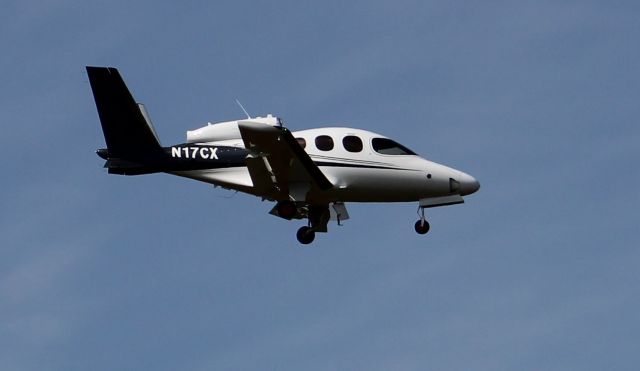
(186, 114, 282, 143)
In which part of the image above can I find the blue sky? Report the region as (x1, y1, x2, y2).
(1, 1, 639, 370)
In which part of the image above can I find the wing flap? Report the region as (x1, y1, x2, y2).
(244, 154, 279, 195)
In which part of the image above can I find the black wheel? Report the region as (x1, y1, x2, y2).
(277, 200, 297, 219)
(296, 226, 315, 244)
(414, 220, 430, 235)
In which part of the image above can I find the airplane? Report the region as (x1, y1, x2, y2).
(86, 66, 480, 244)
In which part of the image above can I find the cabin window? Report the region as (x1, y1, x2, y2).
(342, 135, 363, 152)
(296, 137, 306, 149)
(372, 138, 416, 155)
(315, 135, 334, 151)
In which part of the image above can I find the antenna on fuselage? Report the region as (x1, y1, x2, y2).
(235, 99, 251, 119)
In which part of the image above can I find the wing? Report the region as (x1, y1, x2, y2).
(238, 122, 333, 200)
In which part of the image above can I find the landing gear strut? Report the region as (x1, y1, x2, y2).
(295, 205, 329, 245)
(414, 206, 430, 235)
(296, 226, 315, 244)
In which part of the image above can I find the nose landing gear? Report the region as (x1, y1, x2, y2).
(415, 220, 430, 234)
(414, 206, 430, 235)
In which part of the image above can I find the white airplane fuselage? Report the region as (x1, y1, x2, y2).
(172, 126, 479, 205)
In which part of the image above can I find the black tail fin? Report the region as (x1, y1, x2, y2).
(86, 66, 163, 161)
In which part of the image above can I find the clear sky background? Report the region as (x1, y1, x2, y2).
(1, 1, 639, 370)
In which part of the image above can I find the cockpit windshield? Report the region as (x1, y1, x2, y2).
(372, 138, 416, 155)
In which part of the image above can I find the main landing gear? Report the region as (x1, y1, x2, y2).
(414, 206, 430, 235)
(296, 226, 315, 244)
(295, 205, 330, 245)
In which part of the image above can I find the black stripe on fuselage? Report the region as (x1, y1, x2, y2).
(313, 161, 413, 171)
(310, 154, 397, 168)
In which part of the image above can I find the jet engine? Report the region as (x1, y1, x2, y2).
(186, 114, 282, 144)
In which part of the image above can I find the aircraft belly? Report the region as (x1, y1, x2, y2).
(321, 167, 431, 202)
(169, 168, 256, 194)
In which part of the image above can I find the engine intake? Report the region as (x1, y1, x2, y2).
(186, 114, 282, 143)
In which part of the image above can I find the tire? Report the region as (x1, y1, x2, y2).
(277, 201, 297, 219)
(414, 220, 430, 235)
(296, 226, 315, 244)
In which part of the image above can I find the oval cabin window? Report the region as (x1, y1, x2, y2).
(296, 137, 306, 149)
(342, 135, 363, 152)
(315, 135, 334, 151)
